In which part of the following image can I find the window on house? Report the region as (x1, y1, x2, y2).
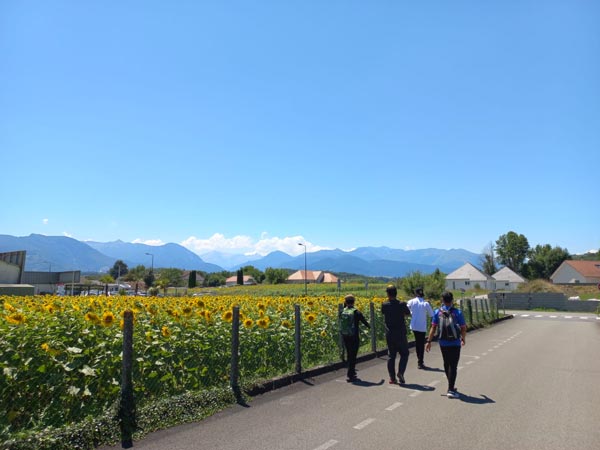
(465, 281, 470, 286)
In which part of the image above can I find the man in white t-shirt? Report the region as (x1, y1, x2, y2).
(407, 288, 434, 369)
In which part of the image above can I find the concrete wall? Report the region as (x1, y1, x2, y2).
(0, 284, 35, 296)
(0, 261, 21, 284)
(489, 292, 599, 313)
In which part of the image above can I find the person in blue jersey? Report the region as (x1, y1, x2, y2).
(407, 287, 434, 369)
(425, 291, 466, 398)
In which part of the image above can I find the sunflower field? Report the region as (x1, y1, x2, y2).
(0, 294, 390, 441)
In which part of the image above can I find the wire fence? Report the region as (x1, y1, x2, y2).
(2, 296, 500, 448)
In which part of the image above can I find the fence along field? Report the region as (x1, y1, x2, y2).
(0, 289, 499, 446)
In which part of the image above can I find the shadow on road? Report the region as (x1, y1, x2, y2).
(420, 366, 444, 373)
(349, 379, 385, 387)
(399, 383, 435, 392)
(458, 393, 495, 404)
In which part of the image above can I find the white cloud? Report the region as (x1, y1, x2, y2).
(42, 218, 49, 225)
(180, 233, 330, 256)
(131, 238, 165, 246)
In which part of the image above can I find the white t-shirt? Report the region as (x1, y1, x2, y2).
(407, 296, 434, 332)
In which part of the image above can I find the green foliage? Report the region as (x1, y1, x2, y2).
(241, 265, 265, 284)
(480, 242, 498, 275)
(157, 268, 185, 288)
(203, 272, 227, 287)
(143, 270, 155, 288)
(495, 231, 529, 274)
(109, 260, 128, 280)
(524, 244, 570, 280)
(264, 267, 290, 284)
(188, 270, 197, 288)
(124, 265, 146, 294)
(400, 269, 446, 300)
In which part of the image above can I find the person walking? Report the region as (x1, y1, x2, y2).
(407, 287, 434, 369)
(381, 285, 411, 384)
(425, 291, 467, 398)
(339, 295, 370, 382)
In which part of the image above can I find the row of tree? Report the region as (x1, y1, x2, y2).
(481, 231, 573, 280)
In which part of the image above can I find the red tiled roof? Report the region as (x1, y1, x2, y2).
(565, 260, 600, 277)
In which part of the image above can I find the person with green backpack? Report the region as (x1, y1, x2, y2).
(340, 294, 370, 382)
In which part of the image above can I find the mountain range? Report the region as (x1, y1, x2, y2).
(0, 234, 482, 277)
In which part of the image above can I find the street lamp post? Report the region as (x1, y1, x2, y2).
(145, 252, 154, 274)
(298, 243, 307, 296)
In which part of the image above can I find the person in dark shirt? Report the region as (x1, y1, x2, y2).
(381, 284, 411, 384)
(340, 295, 370, 382)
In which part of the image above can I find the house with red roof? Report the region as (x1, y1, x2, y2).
(550, 260, 600, 284)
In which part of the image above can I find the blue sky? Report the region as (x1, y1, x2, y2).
(1, 1, 599, 257)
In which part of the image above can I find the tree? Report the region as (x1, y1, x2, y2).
(265, 267, 289, 284)
(204, 272, 227, 287)
(480, 242, 498, 276)
(241, 265, 265, 284)
(124, 265, 146, 294)
(109, 260, 129, 280)
(143, 270, 155, 288)
(401, 270, 445, 300)
(188, 270, 197, 288)
(495, 231, 529, 274)
(524, 244, 570, 280)
(237, 268, 243, 285)
(157, 268, 185, 289)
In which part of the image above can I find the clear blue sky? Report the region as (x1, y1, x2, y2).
(1, 1, 598, 257)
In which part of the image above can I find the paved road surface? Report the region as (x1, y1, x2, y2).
(102, 311, 600, 450)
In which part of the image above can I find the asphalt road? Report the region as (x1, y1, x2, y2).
(103, 311, 600, 450)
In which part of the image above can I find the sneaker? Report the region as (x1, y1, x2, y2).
(447, 390, 459, 399)
(347, 376, 359, 382)
(418, 364, 426, 370)
(389, 378, 397, 384)
(397, 372, 405, 384)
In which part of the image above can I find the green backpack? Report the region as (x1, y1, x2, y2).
(340, 307, 357, 336)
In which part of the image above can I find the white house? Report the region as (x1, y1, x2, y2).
(550, 260, 600, 284)
(492, 267, 525, 291)
(286, 270, 339, 284)
(445, 263, 492, 291)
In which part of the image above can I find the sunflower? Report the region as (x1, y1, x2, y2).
(85, 312, 100, 325)
(182, 306, 193, 316)
(222, 310, 233, 322)
(101, 311, 115, 327)
(4, 302, 16, 312)
(6, 313, 25, 325)
(161, 326, 171, 338)
(306, 313, 317, 324)
(257, 318, 269, 329)
(243, 318, 254, 328)
(281, 320, 292, 329)
(320, 330, 327, 337)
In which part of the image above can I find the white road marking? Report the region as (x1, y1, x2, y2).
(482, 352, 488, 356)
(462, 354, 480, 359)
(493, 345, 500, 348)
(457, 366, 464, 371)
(550, 315, 557, 318)
(313, 440, 339, 450)
(487, 349, 494, 352)
(428, 380, 441, 387)
(596, 317, 600, 320)
(385, 402, 403, 411)
(409, 391, 422, 397)
(521, 314, 530, 317)
(465, 361, 474, 365)
(580, 316, 589, 320)
(535, 315, 543, 318)
(353, 418, 376, 430)
(564, 316, 573, 319)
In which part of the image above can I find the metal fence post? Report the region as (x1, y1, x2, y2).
(474, 299, 479, 324)
(294, 304, 301, 374)
(230, 306, 240, 390)
(338, 303, 345, 362)
(118, 310, 135, 449)
(467, 299, 473, 327)
(369, 302, 376, 352)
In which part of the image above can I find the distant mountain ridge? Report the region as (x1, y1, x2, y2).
(0, 234, 482, 277)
